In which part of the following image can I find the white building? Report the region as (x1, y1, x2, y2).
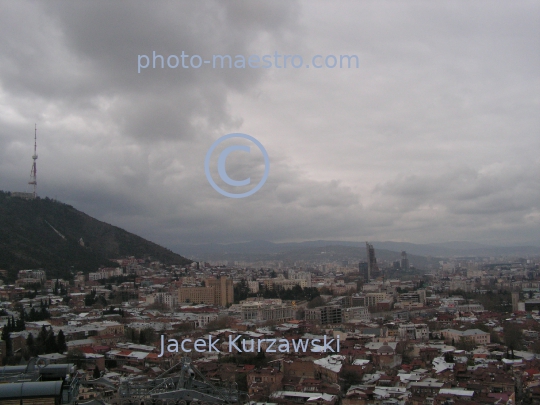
(342, 306, 370, 322)
(88, 267, 124, 281)
(17, 269, 46, 285)
(247, 281, 260, 293)
(398, 323, 429, 341)
(288, 270, 312, 288)
(151, 292, 178, 309)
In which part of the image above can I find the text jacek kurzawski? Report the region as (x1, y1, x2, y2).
(158, 334, 341, 357)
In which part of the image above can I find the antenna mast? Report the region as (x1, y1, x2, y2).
(28, 124, 38, 198)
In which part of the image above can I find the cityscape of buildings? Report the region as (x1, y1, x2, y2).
(1, 242, 540, 404)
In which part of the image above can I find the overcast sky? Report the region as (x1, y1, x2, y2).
(1, 1, 539, 250)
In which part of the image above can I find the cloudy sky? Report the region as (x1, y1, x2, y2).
(1, 1, 539, 250)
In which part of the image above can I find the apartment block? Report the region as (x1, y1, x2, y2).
(177, 277, 234, 307)
(441, 328, 490, 345)
(238, 300, 296, 323)
(398, 323, 429, 341)
(305, 305, 343, 325)
(16, 269, 46, 286)
(365, 292, 392, 308)
(342, 306, 370, 322)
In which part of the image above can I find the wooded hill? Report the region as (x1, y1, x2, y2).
(0, 191, 191, 281)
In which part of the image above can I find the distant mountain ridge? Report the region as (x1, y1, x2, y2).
(0, 191, 191, 281)
(177, 239, 540, 261)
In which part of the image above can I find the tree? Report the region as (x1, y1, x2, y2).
(503, 322, 523, 356)
(38, 325, 48, 344)
(490, 331, 501, 344)
(139, 329, 147, 344)
(57, 330, 67, 353)
(147, 302, 168, 311)
(176, 322, 195, 333)
(530, 340, 540, 354)
(234, 279, 250, 303)
(139, 328, 156, 345)
(291, 284, 303, 297)
(35, 325, 54, 355)
(93, 366, 101, 379)
(1, 327, 12, 359)
(45, 331, 58, 354)
(15, 317, 25, 332)
(27, 306, 50, 322)
(261, 285, 278, 299)
(340, 369, 361, 391)
(235, 372, 248, 392)
(25, 333, 36, 359)
(455, 337, 477, 352)
(67, 348, 85, 368)
(26, 332, 34, 348)
(307, 296, 326, 308)
(97, 295, 108, 307)
(205, 316, 235, 332)
(319, 286, 333, 295)
(125, 327, 139, 343)
(84, 289, 97, 307)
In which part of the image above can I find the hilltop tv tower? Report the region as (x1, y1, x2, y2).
(28, 124, 38, 198)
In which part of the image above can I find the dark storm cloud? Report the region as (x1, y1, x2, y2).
(0, 1, 300, 141)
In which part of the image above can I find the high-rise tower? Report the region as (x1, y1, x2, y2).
(359, 261, 369, 282)
(400, 251, 410, 270)
(28, 124, 38, 198)
(366, 242, 379, 279)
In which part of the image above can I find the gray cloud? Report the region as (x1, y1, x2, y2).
(0, 0, 538, 250)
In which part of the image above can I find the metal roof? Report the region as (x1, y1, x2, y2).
(0, 362, 75, 381)
(0, 365, 29, 375)
(41, 363, 75, 374)
(0, 381, 63, 398)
